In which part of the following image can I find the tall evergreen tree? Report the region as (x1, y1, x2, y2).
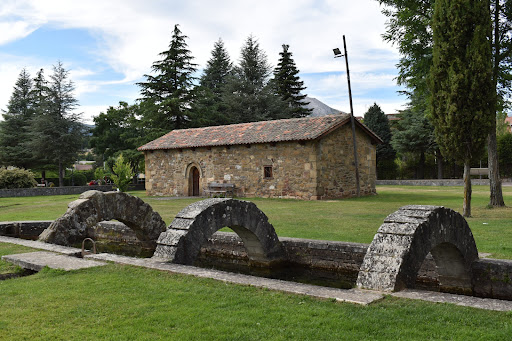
(201, 39, 232, 95)
(429, 0, 494, 217)
(30, 69, 53, 176)
(363, 103, 396, 178)
(29, 62, 84, 187)
(0, 68, 34, 168)
(138, 24, 197, 138)
(273, 44, 312, 118)
(190, 39, 232, 127)
(378, 0, 512, 207)
(223, 35, 287, 123)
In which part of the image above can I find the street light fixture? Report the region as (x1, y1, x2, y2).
(333, 35, 360, 197)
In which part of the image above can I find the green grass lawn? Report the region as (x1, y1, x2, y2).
(1, 185, 511, 258)
(0, 243, 36, 274)
(1, 186, 512, 339)
(0, 259, 511, 340)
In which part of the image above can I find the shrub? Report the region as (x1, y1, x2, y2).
(0, 167, 37, 189)
(111, 154, 134, 192)
(70, 172, 88, 186)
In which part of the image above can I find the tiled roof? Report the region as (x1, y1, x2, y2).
(138, 114, 382, 151)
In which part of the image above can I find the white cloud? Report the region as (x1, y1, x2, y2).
(2, 0, 399, 77)
(78, 105, 108, 124)
(0, 0, 406, 119)
(0, 53, 51, 114)
(0, 21, 38, 44)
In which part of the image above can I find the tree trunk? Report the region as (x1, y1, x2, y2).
(437, 150, 444, 179)
(488, 0, 505, 207)
(418, 151, 425, 179)
(488, 131, 505, 206)
(58, 161, 64, 187)
(463, 162, 472, 217)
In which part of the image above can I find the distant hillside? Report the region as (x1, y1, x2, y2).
(304, 96, 344, 117)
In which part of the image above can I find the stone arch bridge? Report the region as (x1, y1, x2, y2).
(356, 205, 479, 294)
(152, 198, 284, 265)
(39, 190, 167, 251)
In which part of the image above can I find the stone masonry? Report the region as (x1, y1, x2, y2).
(153, 198, 284, 265)
(143, 121, 378, 199)
(39, 190, 166, 252)
(356, 205, 479, 294)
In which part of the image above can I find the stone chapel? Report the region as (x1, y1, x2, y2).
(138, 114, 382, 199)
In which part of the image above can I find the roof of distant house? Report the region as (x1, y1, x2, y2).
(138, 114, 382, 151)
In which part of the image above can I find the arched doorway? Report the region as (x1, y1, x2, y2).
(189, 166, 200, 196)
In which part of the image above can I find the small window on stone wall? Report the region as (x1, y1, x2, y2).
(264, 166, 273, 179)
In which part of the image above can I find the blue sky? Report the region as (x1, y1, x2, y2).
(0, 0, 407, 124)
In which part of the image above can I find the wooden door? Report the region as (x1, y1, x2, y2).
(192, 167, 200, 196)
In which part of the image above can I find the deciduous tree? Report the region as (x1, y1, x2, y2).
(91, 101, 145, 173)
(391, 95, 437, 179)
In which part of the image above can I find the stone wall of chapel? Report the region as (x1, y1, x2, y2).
(144, 140, 320, 199)
(143, 125, 377, 199)
(315, 124, 377, 199)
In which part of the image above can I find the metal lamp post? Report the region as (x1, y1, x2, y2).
(333, 35, 360, 197)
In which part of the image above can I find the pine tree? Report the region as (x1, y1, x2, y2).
(138, 24, 197, 138)
(190, 39, 232, 127)
(273, 44, 312, 118)
(429, 0, 494, 217)
(0, 68, 34, 168)
(363, 103, 396, 179)
(29, 62, 84, 186)
(223, 35, 287, 123)
(201, 39, 232, 96)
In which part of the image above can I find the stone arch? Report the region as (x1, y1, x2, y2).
(356, 205, 479, 294)
(152, 198, 284, 265)
(38, 190, 167, 252)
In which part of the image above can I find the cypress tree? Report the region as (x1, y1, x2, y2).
(429, 0, 494, 216)
(273, 44, 312, 118)
(138, 24, 197, 137)
(0, 68, 35, 168)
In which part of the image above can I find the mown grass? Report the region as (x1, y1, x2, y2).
(0, 261, 511, 340)
(2, 185, 511, 258)
(1, 186, 512, 339)
(0, 243, 36, 274)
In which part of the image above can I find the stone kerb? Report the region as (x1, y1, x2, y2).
(38, 190, 167, 251)
(152, 198, 284, 265)
(356, 205, 479, 294)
